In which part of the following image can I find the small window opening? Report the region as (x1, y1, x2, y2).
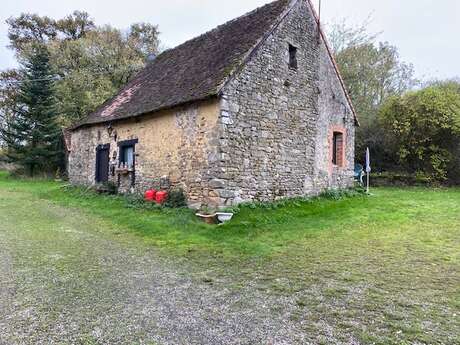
(289, 44, 298, 70)
(120, 145, 135, 169)
(332, 132, 344, 166)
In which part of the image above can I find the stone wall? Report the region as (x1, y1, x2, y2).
(68, 0, 356, 208)
(212, 0, 355, 205)
(68, 99, 220, 208)
(314, 41, 355, 191)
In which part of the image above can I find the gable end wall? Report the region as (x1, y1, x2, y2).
(215, 0, 355, 205)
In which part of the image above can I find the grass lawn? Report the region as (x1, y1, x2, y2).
(0, 171, 459, 344)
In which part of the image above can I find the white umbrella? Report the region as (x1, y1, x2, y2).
(366, 148, 371, 193)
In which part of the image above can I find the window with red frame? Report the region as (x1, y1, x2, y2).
(332, 132, 344, 166)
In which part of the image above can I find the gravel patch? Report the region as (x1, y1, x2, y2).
(0, 198, 311, 345)
(0, 241, 15, 343)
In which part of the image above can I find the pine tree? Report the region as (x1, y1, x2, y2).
(1, 44, 61, 176)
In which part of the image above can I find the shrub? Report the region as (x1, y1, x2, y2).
(379, 82, 460, 183)
(370, 171, 443, 187)
(124, 188, 188, 210)
(164, 188, 187, 208)
(8, 166, 26, 178)
(96, 181, 118, 195)
(124, 194, 163, 211)
(320, 187, 367, 200)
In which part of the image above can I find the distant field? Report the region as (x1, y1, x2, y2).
(0, 171, 458, 344)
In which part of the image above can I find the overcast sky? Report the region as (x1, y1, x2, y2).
(1, 0, 459, 80)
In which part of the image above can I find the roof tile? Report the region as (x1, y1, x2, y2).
(73, 0, 290, 129)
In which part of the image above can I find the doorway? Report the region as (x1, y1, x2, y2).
(95, 144, 110, 183)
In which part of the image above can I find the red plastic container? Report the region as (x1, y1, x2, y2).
(155, 191, 168, 204)
(144, 189, 157, 202)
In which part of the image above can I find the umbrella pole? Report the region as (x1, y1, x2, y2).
(367, 172, 370, 193)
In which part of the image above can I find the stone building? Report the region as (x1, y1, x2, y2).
(68, 0, 358, 208)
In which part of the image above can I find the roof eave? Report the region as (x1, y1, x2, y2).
(69, 94, 219, 131)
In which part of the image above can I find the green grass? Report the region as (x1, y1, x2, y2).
(0, 171, 459, 344)
(3, 172, 457, 259)
(0, 172, 366, 257)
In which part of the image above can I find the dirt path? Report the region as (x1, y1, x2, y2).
(0, 190, 304, 345)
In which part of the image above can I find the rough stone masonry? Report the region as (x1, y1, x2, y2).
(68, 0, 357, 208)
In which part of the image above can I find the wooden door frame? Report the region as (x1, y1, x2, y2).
(95, 144, 110, 183)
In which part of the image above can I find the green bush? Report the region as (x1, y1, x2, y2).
(124, 188, 187, 210)
(379, 81, 460, 183)
(164, 188, 187, 208)
(371, 172, 440, 187)
(320, 187, 367, 200)
(96, 181, 118, 195)
(124, 194, 163, 211)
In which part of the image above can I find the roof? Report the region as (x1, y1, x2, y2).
(72, 0, 292, 129)
(72, 0, 358, 130)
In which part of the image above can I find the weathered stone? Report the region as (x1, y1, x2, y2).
(208, 190, 220, 198)
(208, 179, 226, 189)
(232, 197, 245, 205)
(221, 117, 233, 125)
(215, 0, 355, 203)
(219, 190, 236, 199)
(208, 197, 225, 207)
(68, 0, 355, 208)
(68, 100, 221, 204)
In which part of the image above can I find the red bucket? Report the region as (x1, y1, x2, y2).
(155, 191, 168, 204)
(144, 190, 157, 202)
